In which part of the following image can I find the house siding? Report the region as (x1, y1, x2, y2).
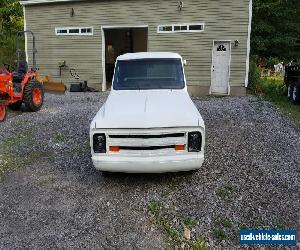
(24, 0, 250, 93)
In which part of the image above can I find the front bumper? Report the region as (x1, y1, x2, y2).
(92, 152, 204, 173)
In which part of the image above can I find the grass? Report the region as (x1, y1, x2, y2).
(0, 129, 50, 179)
(259, 78, 300, 124)
(212, 217, 233, 241)
(148, 200, 207, 249)
(213, 228, 226, 241)
(0, 150, 49, 179)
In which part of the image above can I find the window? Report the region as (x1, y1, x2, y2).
(189, 25, 204, 31)
(113, 59, 185, 90)
(157, 23, 205, 33)
(158, 26, 172, 32)
(174, 25, 187, 31)
(217, 44, 227, 52)
(55, 27, 93, 36)
(69, 28, 80, 34)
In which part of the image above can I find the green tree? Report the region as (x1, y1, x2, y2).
(251, 0, 300, 61)
(0, 0, 23, 65)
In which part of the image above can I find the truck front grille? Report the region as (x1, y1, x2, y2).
(107, 130, 187, 153)
(109, 133, 184, 139)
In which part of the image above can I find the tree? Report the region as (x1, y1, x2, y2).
(0, 0, 23, 65)
(0, 0, 23, 32)
(251, 0, 300, 61)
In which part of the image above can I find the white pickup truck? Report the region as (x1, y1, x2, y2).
(90, 52, 205, 173)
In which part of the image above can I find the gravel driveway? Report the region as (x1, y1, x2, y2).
(0, 93, 299, 249)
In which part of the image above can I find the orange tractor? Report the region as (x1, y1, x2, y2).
(0, 31, 44, 122)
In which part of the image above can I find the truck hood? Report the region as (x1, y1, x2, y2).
(92, 90, 204, 129)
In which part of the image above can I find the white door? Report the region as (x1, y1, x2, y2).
(211, 41, 231, 94)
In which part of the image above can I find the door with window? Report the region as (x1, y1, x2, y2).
(211, 41, 231, 94)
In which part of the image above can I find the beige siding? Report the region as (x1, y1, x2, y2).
(25, 0, 250, 91)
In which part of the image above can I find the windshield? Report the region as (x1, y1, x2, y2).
(113, 59, 185, 90)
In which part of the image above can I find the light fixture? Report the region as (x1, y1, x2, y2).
(178, 1, 183, 11)
(234, 40, 239, 47)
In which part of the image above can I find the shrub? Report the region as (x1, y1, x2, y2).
(248, 58, 261, 92)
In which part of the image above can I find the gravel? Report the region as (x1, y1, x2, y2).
(0, 93, 299, 249)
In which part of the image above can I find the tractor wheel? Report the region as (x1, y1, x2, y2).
(24, 79, 44, 112)
(8, 101, 22, 110)
(0, 104, 7, 122)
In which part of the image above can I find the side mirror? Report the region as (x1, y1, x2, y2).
(183, 59, 187, 66)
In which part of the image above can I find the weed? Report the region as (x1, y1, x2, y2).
(191, 237, 207, 250)
(184, 217, 196, 228)
(0, 151, 50, 179)
(260, 78, 300, 124)
(148, 200, 207, 249)
(216, 184, 236, 199)
(213, 228, 226, 241)
(53, 133, 66, 144)
(2, 130, 34, 149)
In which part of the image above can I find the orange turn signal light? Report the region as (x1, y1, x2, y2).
(109, 146, 120, 152)
(175, 145, 185, 151)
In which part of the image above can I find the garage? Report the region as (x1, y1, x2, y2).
(21, 0, 252, 96)
(103, 27, 148, 89)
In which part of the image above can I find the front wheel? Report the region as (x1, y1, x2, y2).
(23, 79, 44, 112)
(0, 104, 7, 122)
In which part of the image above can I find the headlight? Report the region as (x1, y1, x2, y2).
(93, 133, 106, 153)
(188, 132, 202, 152)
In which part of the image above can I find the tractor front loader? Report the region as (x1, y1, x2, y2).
(0, 30, 44, 122)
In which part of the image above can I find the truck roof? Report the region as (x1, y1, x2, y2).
(117, 52, 182, 61)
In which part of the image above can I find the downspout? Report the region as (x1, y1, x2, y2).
(245, 0, 253, 88)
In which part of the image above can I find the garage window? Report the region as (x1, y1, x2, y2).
(157, 23, 205, 33)
(55, 27, 93, 36)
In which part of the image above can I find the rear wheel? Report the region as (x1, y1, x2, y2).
(8, 101, 22, 110)
(294, 84, 300, 104)
(0, 104, 7, 122)
(24, 79, 44, 112)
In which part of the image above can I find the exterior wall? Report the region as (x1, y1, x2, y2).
(24, 0, 250, 94)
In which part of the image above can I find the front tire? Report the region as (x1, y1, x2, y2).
(24, 79, 44, 112)
(0, 104, 7, 122)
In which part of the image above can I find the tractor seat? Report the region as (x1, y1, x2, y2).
(13, 61, 28, 92)
(13, 61, 28, 84)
